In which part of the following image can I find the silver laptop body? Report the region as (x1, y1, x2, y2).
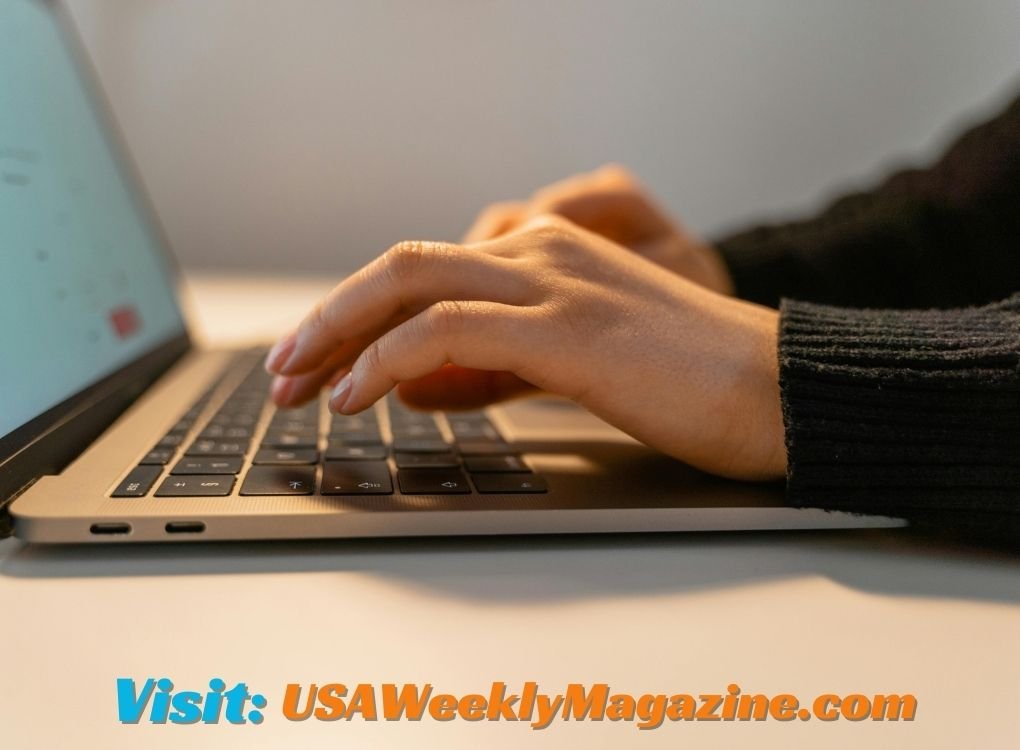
(1, 0, 904, 543)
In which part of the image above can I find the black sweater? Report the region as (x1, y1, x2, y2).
(714, 92, 1020, 537)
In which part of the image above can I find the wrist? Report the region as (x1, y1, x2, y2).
(713, 300, 786, 480)
(746, 305, 787, 479)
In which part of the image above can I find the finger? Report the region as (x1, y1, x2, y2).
(461, 200, 527, 243)
(531, 184, 674, 246)
(396, 365, 536, 410)
(269, 344, 358, 407)
(269, 240, 532, 377)
(268, 322, 399, 407)
(524, 164, 675, 246)
(330, 301, 538, 414)
(527, 163, 632, 211)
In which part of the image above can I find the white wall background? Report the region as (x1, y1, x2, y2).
(65, 0, 1020, 274)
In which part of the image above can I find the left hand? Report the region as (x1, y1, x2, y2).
(265, 215, 785, 480)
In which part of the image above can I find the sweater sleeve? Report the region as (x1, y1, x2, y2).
(779, 293, 1020, 536)
(714, 93, 1020, 311)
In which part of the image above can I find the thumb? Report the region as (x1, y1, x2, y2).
(395, 365, 536, 411)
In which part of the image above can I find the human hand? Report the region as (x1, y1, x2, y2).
(462, 164, 734, 295)
(265, 216, 785, 480)
(393, 164, 737, 411)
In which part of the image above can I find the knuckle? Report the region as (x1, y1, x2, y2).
(360, 341, 385, 375)
(524, 212, 573, 235)
(596, 162, 634, 184)
(386, 240, 428, 280)
(306, 299, 329, 332)
(483, 201, 520, 218)
(427, 300, 470, 339)
(386, 240, 452, 281)
(520, 214, 585, 261)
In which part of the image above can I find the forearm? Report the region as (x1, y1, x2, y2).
(778, 293, 1020, 533)
(713, 94, 1020, 310)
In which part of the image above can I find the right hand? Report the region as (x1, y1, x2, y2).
(461, 163, 734, 295)
(386, 164, 737, 410)
(266, 215, 785, 480)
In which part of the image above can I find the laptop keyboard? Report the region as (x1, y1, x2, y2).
(111, 351, 547, 499)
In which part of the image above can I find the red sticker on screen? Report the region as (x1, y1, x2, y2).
(109, 305, 141, 339)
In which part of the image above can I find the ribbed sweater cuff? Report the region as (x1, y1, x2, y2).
(779, 295, 1020, 523)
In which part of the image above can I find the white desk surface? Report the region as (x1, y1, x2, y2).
(2, 273, 1018, 749)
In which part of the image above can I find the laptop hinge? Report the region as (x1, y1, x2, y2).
(0, 509, 13, 539)
(0, 476, 36, 539)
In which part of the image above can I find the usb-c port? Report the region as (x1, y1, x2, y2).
(90, 522, 131, 535)
(165, 521, 206, 534)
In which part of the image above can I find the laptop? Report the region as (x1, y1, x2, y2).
(0, 0, 904, 543)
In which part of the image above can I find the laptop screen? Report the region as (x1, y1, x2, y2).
(0, 1, 186, 440)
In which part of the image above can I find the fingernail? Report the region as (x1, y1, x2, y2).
(330, 372, 354, 413)
(271, 376, 295, 405)
(265, 333, 297, 374)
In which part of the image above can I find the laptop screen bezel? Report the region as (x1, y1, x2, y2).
(0, 0, 193, 528)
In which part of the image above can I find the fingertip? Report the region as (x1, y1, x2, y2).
(328, 372, 354, 414)
(265, 332, 297, 374)
(270, 375, 295, 407)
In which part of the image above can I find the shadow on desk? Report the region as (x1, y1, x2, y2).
(2, 529, 1019, 605)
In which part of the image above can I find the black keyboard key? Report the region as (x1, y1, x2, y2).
(394, 452, 459, 469)
(390, 423, 444, 439)
(186, 439, 249, 457)
(472, 473, 547, 493)
(448, 418, 501, 440)
(327, 431, 383, 446)
(273, 407, 318, 424)
(111, 465, 163, 497)
(253, 448, 319, 465)
(240, 466, 316, 495)
(397, 468, 471, 494)
(261, 431, 319, 449)
(155, 474, 235, 497)
(270, 418, 317, 433)
(388, 407, 437, 427)
(448, 425, 500, 441)
(391, 438, 450, 454)
(209, 413, 258, 427)
(200, 425, 253, 440)
(321, 461, 393, 495)
(463, 455, 529, 473)
(324, 444, 388, 461)
(155, 433, 186, 448)
(389, 417, 437, 432)
(171, 457, 243, 475)
(446, 410, 488, 420)
(139, 448, 175, 465)
(456, 440, 513, 456)
(330, 414, 376, 428)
